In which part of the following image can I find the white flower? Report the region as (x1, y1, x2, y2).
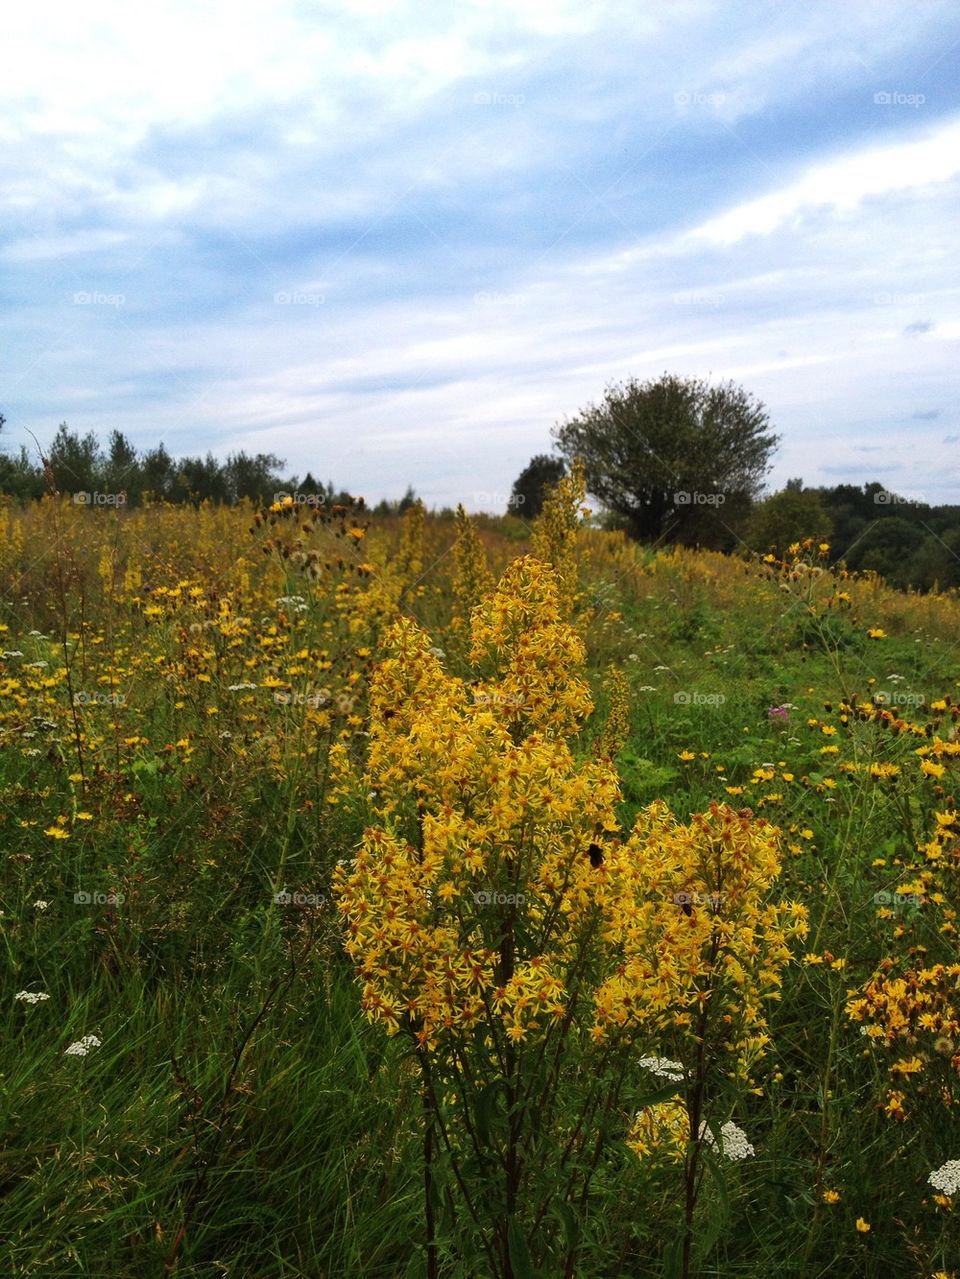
(227, 682, 258, 691)
(33, 900, 50, 911)
(64, 1034, 101, 1056)
(429, 647, 446, 658)
(636, 685, 657, 692)
(26, 661, 48, 669)
(639, 1056, 684, 1082)
(929, 1159, 960, 1195)
(699, 1120, 754, 1160)
(22, 749, 41, 757)
(14, 990, 50, 1004)
(2, 650, 24, 658)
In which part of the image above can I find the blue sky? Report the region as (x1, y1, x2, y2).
(2, 0, 959, 509)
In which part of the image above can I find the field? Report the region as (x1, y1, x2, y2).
(2, 482, 959, 1278)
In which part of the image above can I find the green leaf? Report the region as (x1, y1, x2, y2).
(551, 1199, 578, 1254)
(474, 1080, 501, 1148)
(507, 1217, 535, 1279)
(699, 1142, 730, 1218)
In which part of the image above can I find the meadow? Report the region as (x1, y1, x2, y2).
(1, 478, 959, 1278)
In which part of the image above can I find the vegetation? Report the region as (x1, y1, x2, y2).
(1, 470, 959, 1276)
(552, 373, 778, 549)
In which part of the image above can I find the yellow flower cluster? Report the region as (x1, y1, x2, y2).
(451, 504, 494, 630)
(591, 800, 809, 1081)
(530, 460, 587, 617)
(334, 553, 808, 1077)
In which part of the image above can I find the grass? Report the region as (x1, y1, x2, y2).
(1, 499, 958, 1275)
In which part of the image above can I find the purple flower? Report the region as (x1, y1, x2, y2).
(767, 705, 790, 721)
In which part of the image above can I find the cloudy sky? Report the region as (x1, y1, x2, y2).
(2, 0, 958, 509)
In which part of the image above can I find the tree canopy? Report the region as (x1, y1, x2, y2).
(554, 372, 779, 549)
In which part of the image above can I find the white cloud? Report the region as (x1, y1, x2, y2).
(689, 116, 960, 245)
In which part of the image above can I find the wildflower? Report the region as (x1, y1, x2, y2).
(698, 1120, 754, 1160)
(821, 1188, 841, 1203)
(33, 900, 50, 910)
(44, 826, 70, 840)
(14, 990, 50, 1004)
(638, 1056, 685, 1082)
(929, 1160, 960, 1195)
(64, 1034, 101, 1056)
(855, 1218, 871, 1232)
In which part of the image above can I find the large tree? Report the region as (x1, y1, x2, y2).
(509, 454, 566, 519)
(553, 373, 779, 547)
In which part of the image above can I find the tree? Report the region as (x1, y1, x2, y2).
(508, 454, 565, 520)
(747, 486, 833, 555)
(553, 373, 779, 548)
(48, 423, 103, 498)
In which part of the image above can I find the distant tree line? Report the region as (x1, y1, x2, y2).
(0, 418, 427, 515)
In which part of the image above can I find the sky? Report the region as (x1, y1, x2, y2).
(1, 0, 959, 511)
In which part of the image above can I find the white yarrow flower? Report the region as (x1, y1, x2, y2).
(33, 900, 50, 911)
(64, 1034, 102, 1056)
(698, 1120, 755, 1160)
(14, 990, 50, 1005)
(928, 1160, 960, 1195)
(639, 1056, 685, 1082)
